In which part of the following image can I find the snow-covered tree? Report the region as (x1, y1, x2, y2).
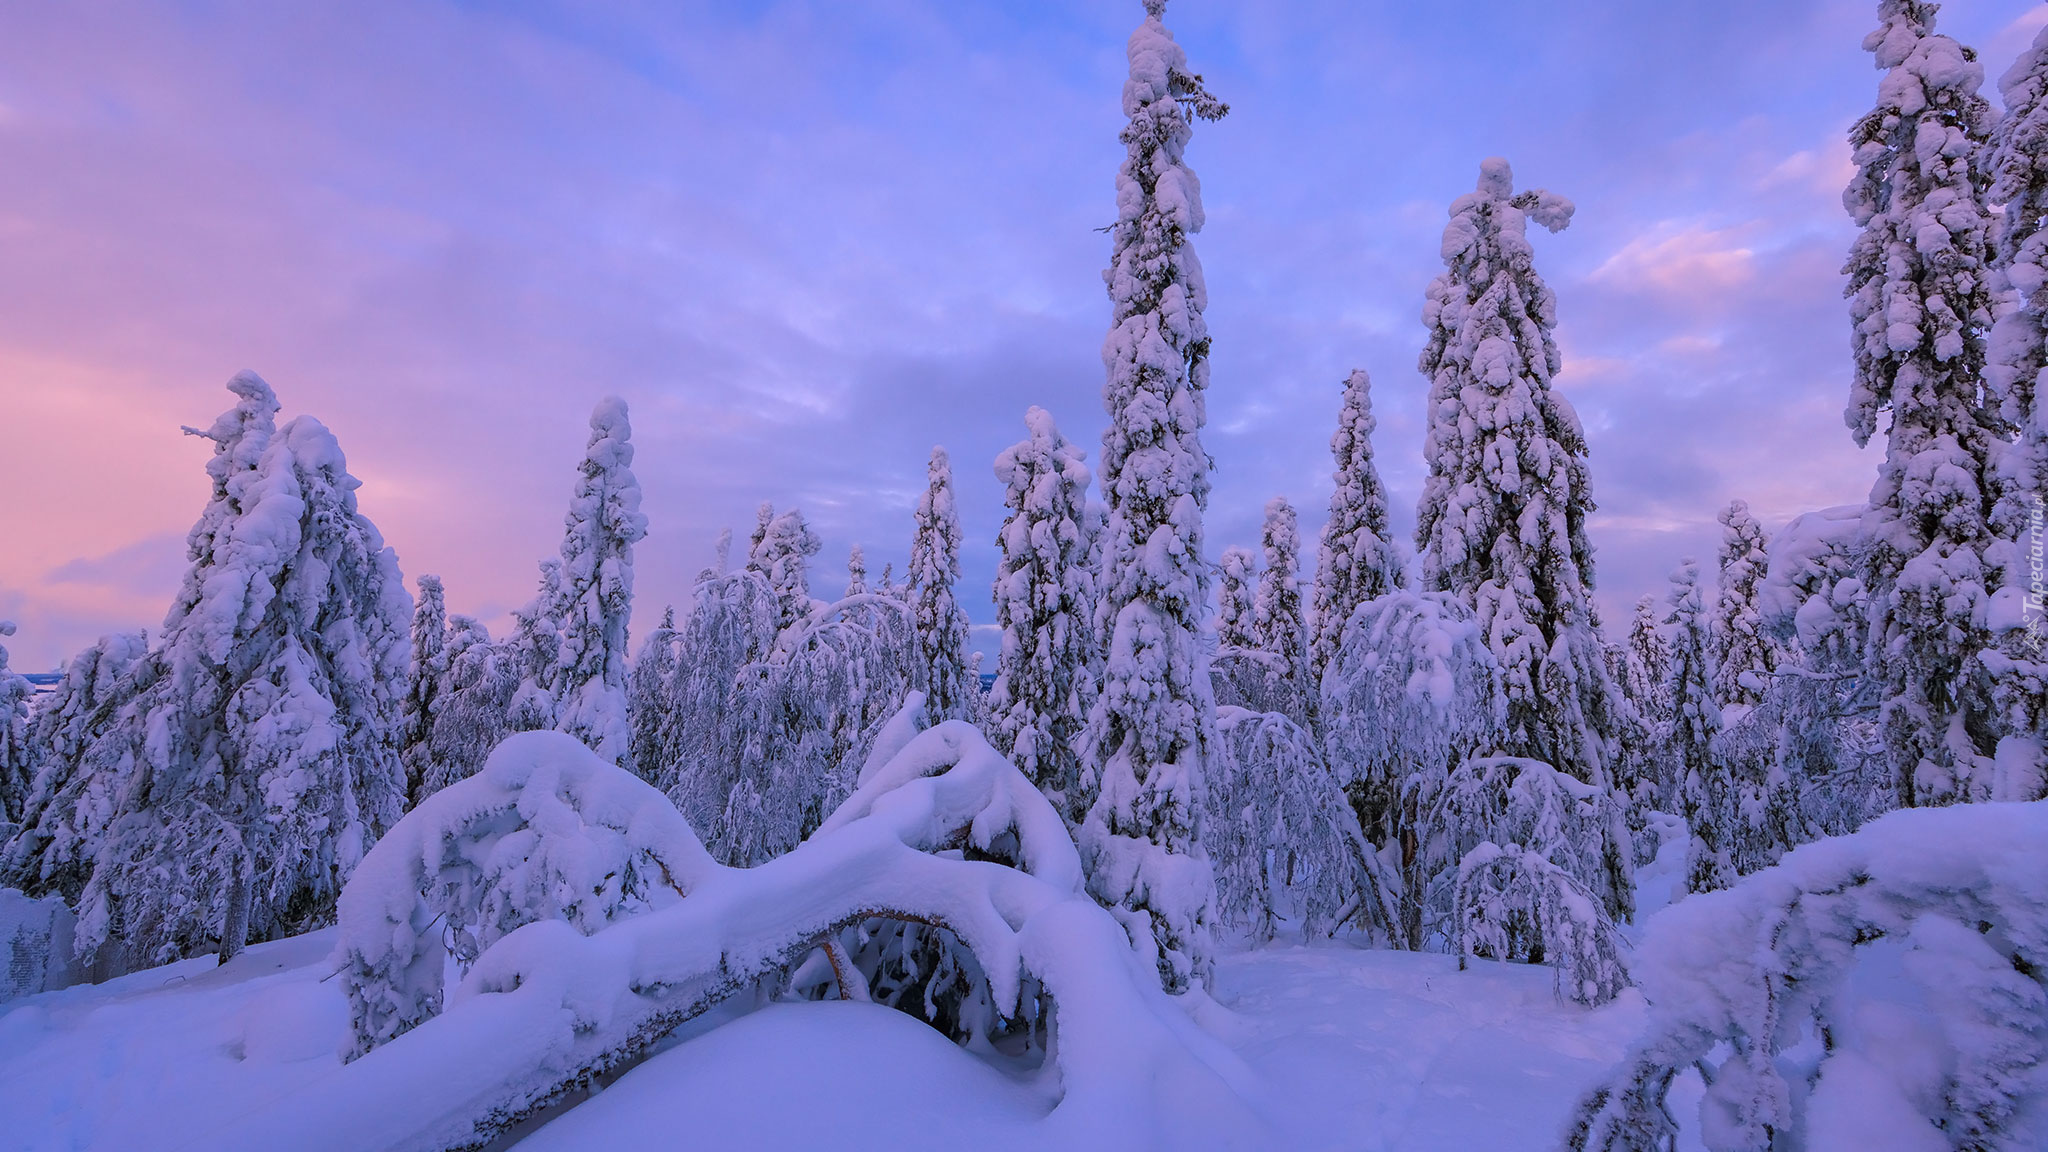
(626, 606, 678, 786)
(505, 559, 563, 735)
(0, 623, 32, 827)
(1666, 560, 1733, 895)
(1310, 369, 1403, 682)
(989, 408, 1097, 820)
(908, 446, 974, 720)
(400, 575, 449, 808)
(749, 504, 822, 638)
(1710, 499, 1775, 708)
(1983, 17, 2048, 804)
(1215, 546, 1258, 650)
(1414, 159, 1623, 794)
(1619, 596, 1671, 733)
(551, 397, 648, 769)
(1081, 0, 1228, 995)
(1452, 841, 1629, 1007)
(0, 630, 146, 903)
(845, 544, 869, 598)
(1250, 496, 1312, 722)
(1844, 0, 2007, 808)
(73, 372, 412, 967)
(411, 614, 515, 800)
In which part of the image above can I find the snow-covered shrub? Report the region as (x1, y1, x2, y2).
(1207, 706, 1387, 944)
(1566, 800, 2048, 1152)
(335, 730, 716, 1060)
(1410, 757, 1630, 950)
(1452, 842, 1627, 1007)
(301, 712, 1265, 1151)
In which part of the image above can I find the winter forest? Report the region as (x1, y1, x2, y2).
(2, 0, 2048, 1149)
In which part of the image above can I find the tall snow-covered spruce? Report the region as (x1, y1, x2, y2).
(989, 408, 1097, 819)
(1666, 560, 1732, 895)
(400, 574, 449, 807)
(1309, 368, 1403, 683)
(0, 623, 31, 827)
(1710, 499, 1775, 708)
(1843, 0, 2006, 807)
(551, 397, 648, 769)
(77, 373, 412, 966)
(1251, 496, 1312, 722)
(1081, 0, 1227, 995)
(908, 446, 974, 720)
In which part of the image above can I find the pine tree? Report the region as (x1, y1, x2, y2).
(401, 575, 449, 807)
(1215, 547, 1258, 650)
(1984, 16, 2048, 803)
(1710, 500, 1776, 708)
(1667, 560, 1733, 895)
(908, 446, 973, 720)
(1251, 496, 1312, 721)
(0, 630, 147, 902)
(0, 623, 32, 828)
(1622, 595, 1672, 731)
(990, 407, 1097, 819)
(845, 545, 869, 598)
(1843, 0, 2005, 807)
(75, 372, 411, 966)
(627, 606, 679, 786)
(1310, 369, 1403, 682)
(1081, 0, 1227, 995)
(749, 505, 822, 638)
(505, 559, 563, 734)
(552, 397, 649, 769)
(416, 614, 515, 798)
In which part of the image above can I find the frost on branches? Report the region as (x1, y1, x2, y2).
(551, 397, 649, 770)
(1710, 499, 1776, 708)
(1843, 0, 2007, 808)
(1452, 842, 1627, 1007)
(1985, 16, 2048, 803)
(989, 408, 1097, 820)
(1568, 801, 2048, 1152)
(1309, 368, 1404, 683)
(1414, 159, 1624, 801)
(1080, 0, 1228, 995)
(908, 446, 974, 721)
(0, 630, 146, 905)
(74, 373, 412, 967)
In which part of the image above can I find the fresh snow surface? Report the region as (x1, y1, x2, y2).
(0, 931, 1652, 1152)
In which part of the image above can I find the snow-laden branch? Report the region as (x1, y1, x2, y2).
(1564, 801, 2048, 1152)
(239, 723, 1263, 1151)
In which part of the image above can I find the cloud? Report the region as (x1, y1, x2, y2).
(1591, 223, 1758, 297)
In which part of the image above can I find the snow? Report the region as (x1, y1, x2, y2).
(0, 926, 1654, 1152)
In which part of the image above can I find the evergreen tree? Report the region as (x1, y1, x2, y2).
(989, 407, 1097, 820)
(1310, 368, 1402, 682)
(0, 630, 147, 902)
(400, 575, 449, 807)
(505, 559, 563, 734)
(845, 544, 869, 598)
(0, 623, 31, 828)
(1622, 595, 1672, 731)
(552, 397, 649, 769)
(1984, 16, 2048, 802)
(1710, 500, 1775, 708)
(1215, 546, 1258, 650)
(1667, 560, 1733, 895)
(1251, 496, 1312, 721)
(414, 614, 515, 798)
(76, 372, 411, 966)
(1080, 0, 1228, 995)
(749, 505, 822, 638)
(908, 446, 973, 719)
(627, 606, 679, 786)
(1843, 0, 2005, 807)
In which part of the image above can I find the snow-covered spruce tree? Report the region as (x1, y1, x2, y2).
(1309, 368, 1403, 683)
(1215, 546, 1258, 650)
(1250, 496, 1313, 723)
(505, 559, 563, 735)
(845, 544, 869, 598)
(0, 623, 32, 827)
(551, 397, 648, 769)
(908, 447, 974, 721)
(400, 575, 449, 808)
(749, 504, 822, 638)
(0, 630, 146, 903)
(1666, 560, 1734, 895)
(1081, 0, 1227, 995)
(627, 605, 678, 785)
(989, 407, 1097, 820)
(654, 561, 780, 846)
(1413, 158, 1632, 921)
(74, 372, 411, 967)
(411, 614, 515, 799)
(1984, 17, 2048, 803)
(1710, 499, 1776, 708)
(1844, 0, 2007, 808)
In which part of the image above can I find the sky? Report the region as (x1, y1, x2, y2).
(2, 0, 2044, 672)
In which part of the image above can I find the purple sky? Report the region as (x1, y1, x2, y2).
(2, 0, 2043, 672)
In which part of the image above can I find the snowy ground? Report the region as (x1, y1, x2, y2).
(0, 928, 1655, 1152)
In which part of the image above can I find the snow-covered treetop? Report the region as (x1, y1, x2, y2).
(1216, 546, 1258, 651)
(747, 504, 823, 637)
(909, 445, 973, 719)
(1310, 368, 1402, 680)
(553, 396, 648, 768)
(1711, 499, 1775, 707)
